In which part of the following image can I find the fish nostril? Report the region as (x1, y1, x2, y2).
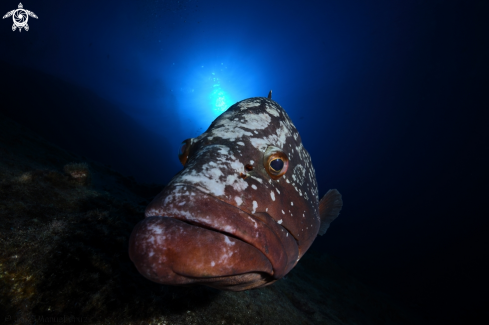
(245, 164, 253, 171)
(239, 172, 248, 179)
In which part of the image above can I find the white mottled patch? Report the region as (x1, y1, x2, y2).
(250, 138, 268, 150)
(224, 225, 234, 233)
(277, 219, 283, 224)
(235, 196, 243, 206)
(270, 191, 275, 201)
(251, 184, 257, 190)
(293, 164, 306, 186)
(251, 176, 263, 183)
(250, 160, 254, 165)
(238, 99, 261, 110)
(250, 121, 291, 151)
(248, 216, 258, 228)
(177, 145, 249, 197)
(224, 236, 235, 246)
(266, 106, 280, 117)
(148, 224, 163, 235)
(252, 201, 258, 214)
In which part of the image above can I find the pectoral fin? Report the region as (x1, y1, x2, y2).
(318, 189, 343, 236)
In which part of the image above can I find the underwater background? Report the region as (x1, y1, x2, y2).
(0, 0, 487, 324)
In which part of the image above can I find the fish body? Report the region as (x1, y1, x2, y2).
(129, 95, 342, 291)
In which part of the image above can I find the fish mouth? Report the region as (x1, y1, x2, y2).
(129, 215, 275, 291)
(129, 184, 298, 289)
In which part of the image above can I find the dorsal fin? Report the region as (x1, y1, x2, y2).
(317, 189, 343, 236)
(268, 90, 272, 99)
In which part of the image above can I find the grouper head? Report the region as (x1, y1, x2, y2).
(129, 93, 343, 291)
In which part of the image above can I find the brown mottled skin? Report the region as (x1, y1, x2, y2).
(129, 95, 342, 291)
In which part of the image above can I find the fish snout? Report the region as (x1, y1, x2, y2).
(128, 215, 274, 290)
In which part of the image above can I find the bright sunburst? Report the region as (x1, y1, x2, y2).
(209, 72, 232, 115)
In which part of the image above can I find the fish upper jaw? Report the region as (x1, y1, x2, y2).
(143, 184, 299, 280)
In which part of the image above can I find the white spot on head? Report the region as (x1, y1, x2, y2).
(252, 201, 258, 214)
(238, 99, 261, 110)
(270, 191, 275, 201)
(266, 106, 280, 117)
(235, 196, 243, 206)
(276, 188, 280, 194)
(250, 160, 254, 165)
(291, 202, 294, 206)
(237, 142, 245, 146)
(282, 210, 285, 214)
(177, 145, 249, 197)
(211, 261, 215, 266)
(250, 176, 263, 183)
(251, 184, 257, 190)
(277, 219, 283, 224)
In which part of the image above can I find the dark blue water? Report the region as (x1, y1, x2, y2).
(1, 1, 487, 324)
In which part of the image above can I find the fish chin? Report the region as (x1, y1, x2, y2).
(128, 216, 274, 290)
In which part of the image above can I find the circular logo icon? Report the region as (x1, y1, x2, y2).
(13, 9, 28, 27)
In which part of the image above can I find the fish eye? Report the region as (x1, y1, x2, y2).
(270, 159, 284, 172)
(264, 146, 289, 180)
(178, 138, 193, 166)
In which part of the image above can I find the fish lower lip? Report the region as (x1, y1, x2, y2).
(129, 216, 273, 286)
